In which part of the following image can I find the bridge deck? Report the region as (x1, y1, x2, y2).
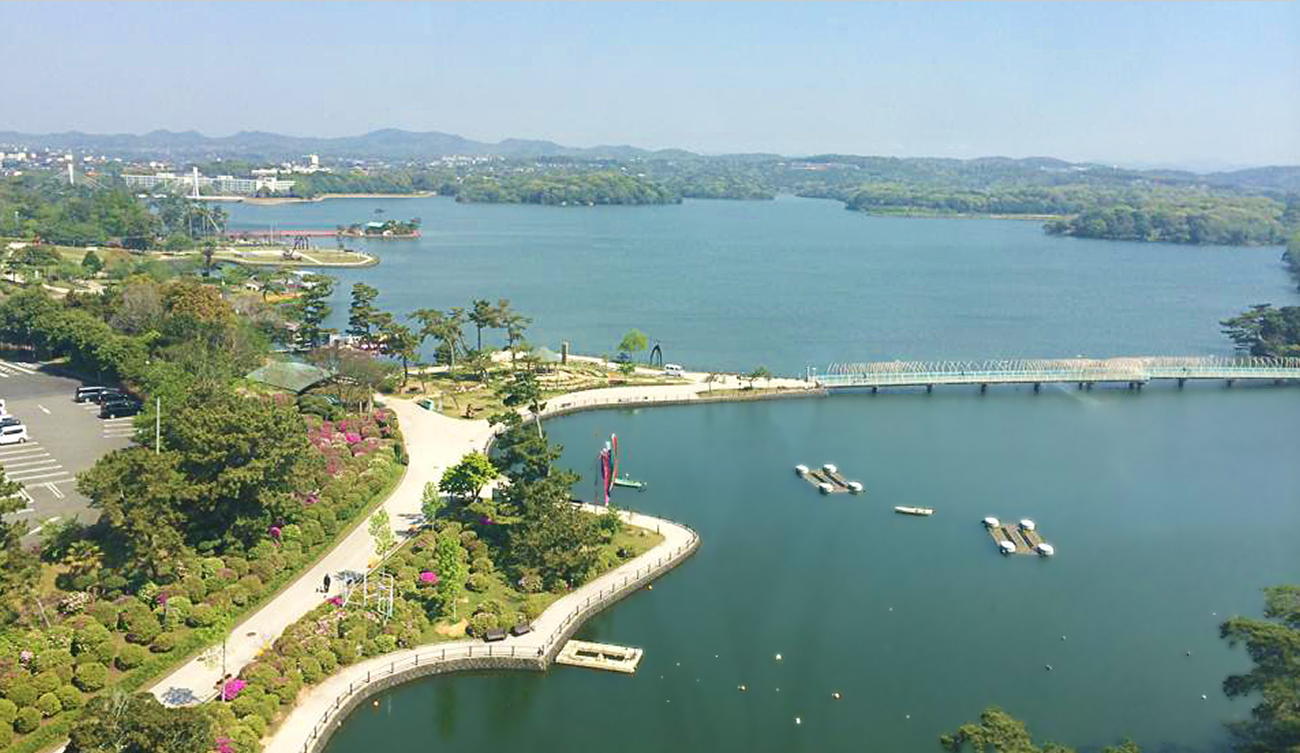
(819, 356, 1300, 390)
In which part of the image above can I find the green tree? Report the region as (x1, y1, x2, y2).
(941, 707, 1140, 753)
(420, 481, 445, 525)
(745, 366, 772, 389)
(347, 282, 380, 346)
(369, 509, 395, 559)
(617, 329, 648, 360)
(496, 368, 547, 438)
(468, 299, 498, 352)
(379, 320, 418, 386)
(77, 449, 188, 581)
(411, 307, 466, 371)
(0, 467, 37, 625)
(81, 249, 103, 275)
(1220, 586, 1300, 753)
(495, 299, 531, 366)
(1221, 304, 1300, 358)
(431, 529, 467, 619)
(67, 691, 212, 753)
(290, 274, 335, 351)
(438, 452, 498, 504)
(158, 386, 316, 548)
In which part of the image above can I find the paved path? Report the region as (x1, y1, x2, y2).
(263, 507, 697, 753)
(150, 400, 490, 706)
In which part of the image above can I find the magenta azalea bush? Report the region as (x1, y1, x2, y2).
(418, 571, 440, 585)
(221, 678, 247, 701)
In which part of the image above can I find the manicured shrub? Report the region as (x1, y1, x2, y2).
(471, 556, 494, 574)
(459, 529, 478, 545)
(228, 586, 250, 607)
(0, 722, 11, 747)
(518, 573, 544, 593)
(182, 576, 208, 603)
(5, 681, 36, 707)
(93, 641, 116, 666)
(298, 656, 323, 685)
(330, 640, 358, 667)
(237, 575, 264, 598)
(474, 599, 503, 618)
(150, 632, 178, 654)
(115, 644, 146, 671)
(99, 574, 128, 596)
(313, 649, 337, 675)
(225, 556, 250, 577)
(31, 671, 60, 696)
(55, 684, 84, 711)
(163, 596, 193, 628)
(466, 573, 491, 593)
(188, 603, 217, 628)
(72, 622, 111, 655)
(14, 706, 41, 733)
(36, 691, 61, 718)
(469, 612, 499, 637)
(0, 697, 17, 723)
(87, 601, 119, 630)
(300, 519, 324, 547)
(521, 598, 545, 622)
(373, 634, 397, 654)
(72, 662, 108, 692)
(240, 712, 268, 738)
(230, 691, 263, 720)
(31, 649, 74, 674)
(123, 608, 161, 645)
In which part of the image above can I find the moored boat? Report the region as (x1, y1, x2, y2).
(894, 506, 934, 516)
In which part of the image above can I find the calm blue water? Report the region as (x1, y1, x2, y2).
(226, 196, 1300, 753)
(227, 196, 1295, 373)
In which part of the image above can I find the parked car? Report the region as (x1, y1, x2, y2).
(613, 352, 633, 364)
(663, 363, 685, 377)
(0, 424, 27, 445)
(74, 386, 110, 403)
(94, 389, 127, 406)
(0, 416, 21, 428)
(100, 398, 142, 418)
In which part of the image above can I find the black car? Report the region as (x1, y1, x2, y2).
(94, 389, 127, 405)
(0, 416, 20, 428)
(74, 386, 110, 403)
(100, 398, 142, 418)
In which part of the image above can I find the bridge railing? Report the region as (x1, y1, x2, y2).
(819, 356, 1300, 387)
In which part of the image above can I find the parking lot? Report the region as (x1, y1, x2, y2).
(0, 359, 135, 538)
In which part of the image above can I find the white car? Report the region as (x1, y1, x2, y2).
(663, 364, 685, 377)
(0, 424, 27, 445)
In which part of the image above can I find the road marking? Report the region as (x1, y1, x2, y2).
(0, 447, 47, 457)
(0, 360, 36, 375)
(8, 469, 67, 482)
(37, 404, 50, 414)
(28, 517, 61, 537)
(2, 457, 57, 468)
(41, 482, 66, 499)
(103, 417, 135, 424)
(8, 464, 62, 477)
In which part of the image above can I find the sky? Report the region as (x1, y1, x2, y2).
(2, 1, 1297, 167)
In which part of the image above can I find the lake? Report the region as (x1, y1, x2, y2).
(226, 196, 1296, 374)
(222, 196, 1300, 752)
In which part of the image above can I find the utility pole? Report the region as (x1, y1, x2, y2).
(155, 397, 161, 454)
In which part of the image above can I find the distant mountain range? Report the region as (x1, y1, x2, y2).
(1, 128, 1297, 193)
(0, 128, 701, 162)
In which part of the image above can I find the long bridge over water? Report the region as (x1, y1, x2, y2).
(816, 356, 1300, 392)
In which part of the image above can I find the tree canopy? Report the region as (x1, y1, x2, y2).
(1219, 586, 1300, 753)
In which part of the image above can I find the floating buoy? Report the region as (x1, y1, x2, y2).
(832, 692, 842, 700)
(372, 700, 379, 707)
(1186, 651, 1192, 657)
(794, 464, 809, 476)
(982, 516, 1000, 528)
(823, 463, 837, 474)
(1036, 543, 1055, 557)
(1045, 664, 1053, 671)
(646, 584, 653, 590)
(795, 717, 802, 725)
(888, 607, 893, 612)
(675, 662, 680, 666)
(905, 714, 911, 720)
(848, 481, 863, 493)
(738, 685, 746, 692)
(1061, 636, 1066, 641)
(1201, 694, 1208, 700)
(775, 653, 782, 661)
(818, 482, 833, 494)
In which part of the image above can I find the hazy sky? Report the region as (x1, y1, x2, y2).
(3, 1, 1297, 165)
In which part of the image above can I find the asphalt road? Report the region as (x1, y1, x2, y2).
(0, 360, 135, 538)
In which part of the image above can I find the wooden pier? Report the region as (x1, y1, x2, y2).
(985, 521, 1047, 555)
(797, 464, 863, 494)
(554, 640, 644, 674)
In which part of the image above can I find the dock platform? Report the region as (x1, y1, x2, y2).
(797, 464, 863, 494)
(985, 520, 1047, 555)
(555, 640, 644, 674)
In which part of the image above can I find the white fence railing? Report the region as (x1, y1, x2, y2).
(819, 356, 1300, 388)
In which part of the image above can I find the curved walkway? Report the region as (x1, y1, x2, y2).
(264, 507, 698, 753)
(150, 401, 490, 706)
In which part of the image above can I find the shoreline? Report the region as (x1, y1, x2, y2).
(241, 192, 439, 205)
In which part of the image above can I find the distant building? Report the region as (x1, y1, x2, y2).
(121, 171, 295, 195)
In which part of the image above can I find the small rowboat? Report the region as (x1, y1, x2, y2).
(612, 476, 646, 490)
(894, 506, 934, 516)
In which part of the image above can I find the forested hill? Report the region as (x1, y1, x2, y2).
(452, 172, 681, 206)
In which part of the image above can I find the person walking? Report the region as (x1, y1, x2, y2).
(323, 573, 332, 593)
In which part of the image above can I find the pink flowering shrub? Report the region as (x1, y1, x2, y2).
(221, 678, 247, 701)
(215, 738, 236, 753)
(418, 571, 440, 585)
